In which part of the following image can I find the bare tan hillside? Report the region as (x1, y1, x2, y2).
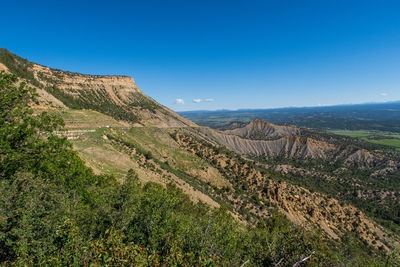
(224, 119, 300, 139)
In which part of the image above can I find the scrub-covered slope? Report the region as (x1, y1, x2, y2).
(2, 49, 399, 259)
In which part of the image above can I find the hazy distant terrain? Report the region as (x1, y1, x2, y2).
(179, 102, 400, 132)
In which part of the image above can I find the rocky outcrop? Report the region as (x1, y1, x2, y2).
(209, 120, 381, 166)
(212, 130, 338, 159)
(344, 149, 376, 166)
(224, 119, 300, 139)
(31, 63, 142, 103)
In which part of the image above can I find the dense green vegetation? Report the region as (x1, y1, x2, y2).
(1, 71, 399, 265)
(128, 92, 161, 112)
(0, 48, 41, 88)
(47, 83, 141, 122)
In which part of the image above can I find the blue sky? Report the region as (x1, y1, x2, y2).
(1, 0, 400, 111)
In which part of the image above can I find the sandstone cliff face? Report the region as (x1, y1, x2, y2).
(31, 63, 142, 103)
(0, 49, 196, 128)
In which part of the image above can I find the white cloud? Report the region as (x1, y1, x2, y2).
(175, 98, 184, 104)
(193, 98, 202, 103)
(380, 93, 388, 96)
(205, 98, 215, 102)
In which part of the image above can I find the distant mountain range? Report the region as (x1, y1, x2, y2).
(179, 101, 400, 132)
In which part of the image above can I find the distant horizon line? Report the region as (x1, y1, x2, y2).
(176, 99, 400, 113)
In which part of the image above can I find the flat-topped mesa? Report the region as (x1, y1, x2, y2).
(32, 62, 136, 83)
(30, 63, 142, 95)
(0, 48, 196, 127)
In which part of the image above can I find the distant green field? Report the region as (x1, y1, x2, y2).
(364, 138, 400, 151)
(331, 130, 372, 138)
(330, 130, 400, 151)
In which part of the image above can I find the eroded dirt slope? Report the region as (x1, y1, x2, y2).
(173, 132, 400, 251)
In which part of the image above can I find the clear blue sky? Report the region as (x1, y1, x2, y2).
(1, 0, 400, 111)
